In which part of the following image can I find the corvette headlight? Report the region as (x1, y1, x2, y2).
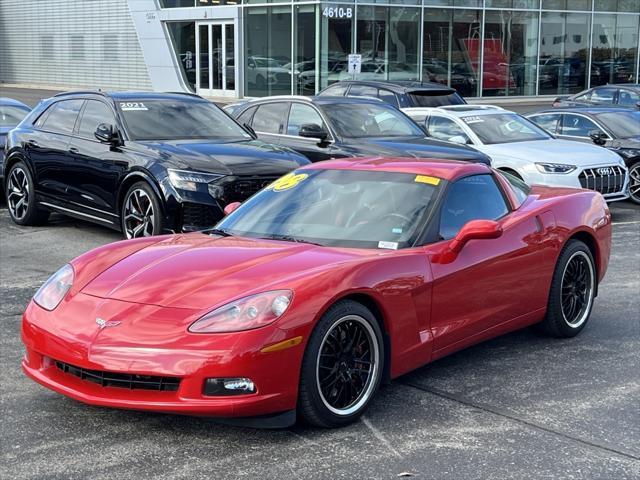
(167, 169, 224, 192)
(33, 264, 74, 311)
(188, 290, 293, 333)
(535, 162, 576, 174)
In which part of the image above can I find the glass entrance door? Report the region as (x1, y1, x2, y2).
(196, 22, 236, 97)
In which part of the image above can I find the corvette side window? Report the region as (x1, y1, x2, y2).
(439, 175, 508, 240)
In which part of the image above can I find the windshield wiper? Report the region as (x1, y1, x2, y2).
(260, 234, 322, 246)
(209, 228, 233, 237)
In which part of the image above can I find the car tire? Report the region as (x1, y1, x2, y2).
(628, 160, 640, 205)
(538, 239, 596, 338)
(298, 300, 384, 428)
(121, 181, 164, 239)
(5, 161, 50, 226)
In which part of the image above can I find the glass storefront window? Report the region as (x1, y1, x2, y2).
(423, 9, 481, 97)
(160, 0, 195, 7)
(591, 14, 639, 86)
(482, 11, 538, 97)
(595, 0, 640, 12)
(245, 6, 292, 96)
(356, 6, 420, 83)
(424, 0, 482, 7)
(485, 0, 539, 8)
(167, 22, 196, 92)
(541, 0, 590, 9)
(539, 12, 590, 96)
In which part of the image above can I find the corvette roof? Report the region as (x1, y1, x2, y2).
(301, 157, 490, 181)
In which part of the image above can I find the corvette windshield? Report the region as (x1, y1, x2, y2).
(117, 99, 251, 141)
(463, 113, 552, 145)
(594, 111, 640, 139)
(216, 169, 441, 249)
(321, 103, 425, 138)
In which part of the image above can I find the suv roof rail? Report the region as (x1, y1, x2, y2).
(53, 89, 109, 98)
(164, 91, 205, 99)
(439, 104, 504, 111)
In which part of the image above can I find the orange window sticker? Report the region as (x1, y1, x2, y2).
(268, 172, 309, 192)
(414, 175, 441, 185)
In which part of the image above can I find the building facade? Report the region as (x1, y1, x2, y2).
(1, 0, 639, 100)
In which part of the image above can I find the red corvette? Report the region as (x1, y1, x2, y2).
(22, 158, 611, 428)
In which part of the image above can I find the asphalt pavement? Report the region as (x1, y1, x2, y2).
(0, 201, 638, 480)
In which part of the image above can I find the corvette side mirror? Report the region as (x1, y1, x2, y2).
(223, 202, 241, 216)
(450, 219, 503, 254)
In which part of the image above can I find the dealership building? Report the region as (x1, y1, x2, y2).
(1, 0, 638, 100)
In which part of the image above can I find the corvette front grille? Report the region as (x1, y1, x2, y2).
(54, 360, 181, 392)
(578, 166, 626, 195)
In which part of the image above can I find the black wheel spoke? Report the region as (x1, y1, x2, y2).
(561, 253, 594, 327)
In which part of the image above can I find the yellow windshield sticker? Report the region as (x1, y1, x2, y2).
(268, 172, 309, 192)
(414, 175, 441, 186)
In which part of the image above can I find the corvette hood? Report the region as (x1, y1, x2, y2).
(136, 139, 308, 176)
(478, 139, 623, 166)
(81, 234, 366, 310)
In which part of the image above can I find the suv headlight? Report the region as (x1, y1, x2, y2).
(535, 162, 576, 174)
(167, 169, 224, 192)
(33, 264, 74, 311)
(188, 290, 293, 333)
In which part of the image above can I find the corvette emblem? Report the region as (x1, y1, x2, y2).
(597, 167, 613, 176)
(95, 318, 121, 330)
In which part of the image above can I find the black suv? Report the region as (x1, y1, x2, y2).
(228, 96, 490, 165)
(4, 91, 308, 238)
(318, 81, 466, 109)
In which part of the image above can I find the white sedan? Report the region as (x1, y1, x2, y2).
(403, 106, 630, 202)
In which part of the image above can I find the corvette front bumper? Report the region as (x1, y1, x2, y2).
(21, 297, 305, 425)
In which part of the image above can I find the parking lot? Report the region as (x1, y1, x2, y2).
(1, 199, 638, 479)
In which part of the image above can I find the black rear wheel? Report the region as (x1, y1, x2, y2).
(538, 239, 596, 337)
(6, 162, 49, 226)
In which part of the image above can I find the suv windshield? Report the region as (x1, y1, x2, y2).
(0, 105, 30, 127)
(321, 103, 425, 138)
(410, 91, 465, 107)
(594, 111, 640, 138)
(117, 99, 252, 141)
(217, 169, 441, 249)
(462, 113, 552, 145)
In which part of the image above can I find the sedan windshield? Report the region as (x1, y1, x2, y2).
(0, 105, 30, 127)
(463, 113, 552, 145)
(117, 99, 252, 141)
(594, 111, 640, 139)
(216, 169, 441, 249)
(321, 103, 425, 138)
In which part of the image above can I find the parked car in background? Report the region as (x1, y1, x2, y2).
(318, 80, 466, 109)
(527, 108, 640, 204)
(551, 84, 640, 109)
(22, 157, 612, 428)
(4, 91, 308, 237)
(403, 105, 630, 202)
(0, 98, 31, 183)
(227, 96, 491, 165)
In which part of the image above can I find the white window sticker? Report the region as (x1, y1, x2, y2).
(120, 102, 148, 111)
(462, 116, 483, 124)
(378, 241, 398, 250)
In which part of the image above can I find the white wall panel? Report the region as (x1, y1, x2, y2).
(0, 0, 152, 90)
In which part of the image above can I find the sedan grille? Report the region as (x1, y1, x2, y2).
(55, 360, 181, 392)
(578, 166, 626, 195)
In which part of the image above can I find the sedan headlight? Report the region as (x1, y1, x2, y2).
(33, 264, 74, 311)
(167, 169, 224, 192)
(188, 290, 293, 333)
(535, 162, 576, 174)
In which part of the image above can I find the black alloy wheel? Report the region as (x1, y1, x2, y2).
(121, 182, 163, 239)
(628, 161, 640, 205)
(298, 300, 384, 427)
(6, 162, 49, 226)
